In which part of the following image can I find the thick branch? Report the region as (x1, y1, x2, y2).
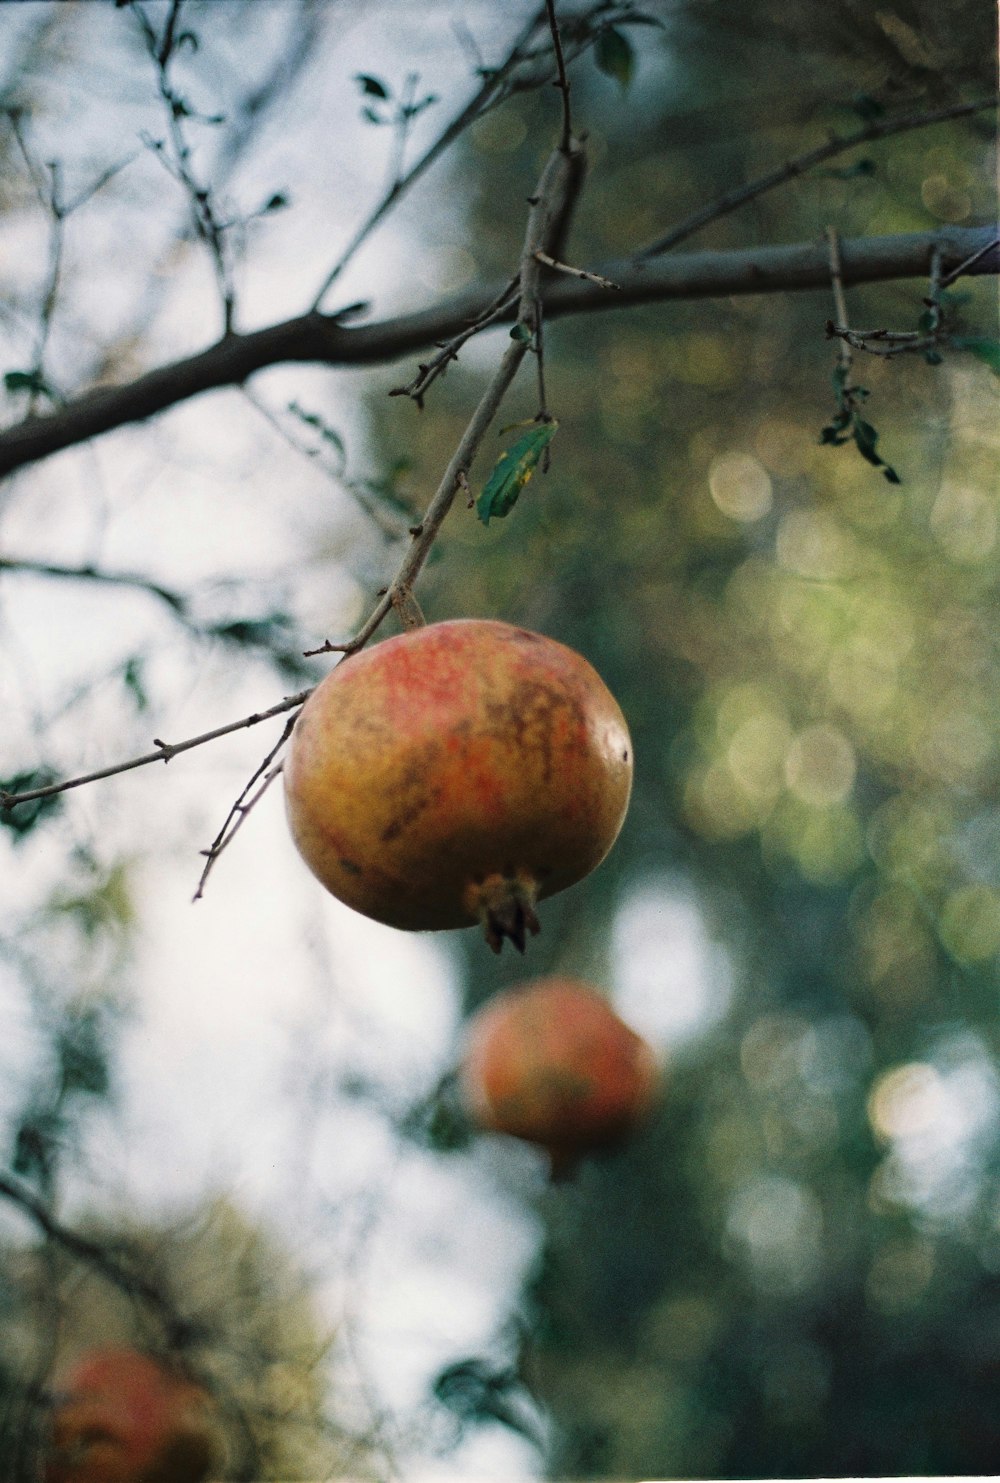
(0, 225, 996, 480)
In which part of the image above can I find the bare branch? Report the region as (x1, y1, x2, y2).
(0, 225, 996, 481)
(544, 0, 573, 152)
(306, 137, 589, 659)
(193, 728, 291, 901)
(310, 4, 548, 309)
(635, 95, 999, 259)
(134, 0, 238, 333)
(0, 688, 313, 816)
(533, 249, 620, 288)
(0, 556, 187, 613)
(388, 276, 521, 405)
(0, 1170, 185, 1341)
(826, 225, 852, 373)
(0, 557, 311, 674)
(940, 232, 1000, 289)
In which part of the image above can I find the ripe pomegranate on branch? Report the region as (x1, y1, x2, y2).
(283, 619, 633, 953)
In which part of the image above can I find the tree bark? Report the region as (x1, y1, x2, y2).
(1, 225, 995, 480)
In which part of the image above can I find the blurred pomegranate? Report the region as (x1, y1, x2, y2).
(284, 619, 632, 952)
(459, 976, 659, 1175)
(43, 1348, 218, 1483)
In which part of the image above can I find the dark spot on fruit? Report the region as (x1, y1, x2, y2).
(623, 748, 629, 762)
(339, 857, 362, 876)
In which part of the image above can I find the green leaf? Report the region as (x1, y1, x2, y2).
(955, 337, 1000, 376)
(210, 618, 287, 648)
(58, 1010, 110, 1098)
(355, 73, 390, 100)
(288, 402, 347, 468)
(13, 1113, 62, 1182)
(510, 322, 532, 343)
(4, 368, 50, 396)
(477, 421, 558, 526)
(0, 770, 62, 839)
(122, 656, 148, 712)
(820, 158, 876, 180)
(595, 27, 634, 89)
(851, 92, 885, 122)
(361, 105, 387, 126)
(852, 416, 900, 482)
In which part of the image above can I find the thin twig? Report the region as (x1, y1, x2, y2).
(0, 688, 313, 814)
(533, 249, 620, 288)
(0, 1171, 185, 1340)
(306, 139, 587, 659)
(388, 277, 521, 405)
(534, 294, 549, 420)
(0, 555, 310, 670)
(635, 94, 999, 260)
(826, 323, 939, 357)
(134, 0, 237, 334)
(939, 232, 1000, 289)
(544, 0, 573, 152)
(193, 727, 292, 901)
(826, 225, 851, 370)
(240, 388, 409, 540)
(310, 5, 549, 309)
(825, 240, 948, 359)
(0, 556, 187, 613)
(9, 116, 66, 416)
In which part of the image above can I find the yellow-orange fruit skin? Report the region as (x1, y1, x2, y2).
(43, 1349, 217, 1483)
(283, 620, 632, 934)
(459, 977, 659, 1163)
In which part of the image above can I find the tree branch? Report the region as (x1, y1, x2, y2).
(0, 225, 996, 481)
(0, 1170, 185, 1340)
(0, 137, 591, 821)
(308, 134, 589, 656)
(635, 95, 999, 259)
(0, 689, 313, 815)
(309, 3, 549, 308)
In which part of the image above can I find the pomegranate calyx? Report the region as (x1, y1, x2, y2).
(468, 871, 541, 954)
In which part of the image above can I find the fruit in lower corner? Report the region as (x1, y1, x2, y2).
(43, 1348, 218, 1483)
(459, 976, 660, 1175)
(284, 619, 632, 952)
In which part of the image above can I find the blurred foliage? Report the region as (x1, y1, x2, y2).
(0, 1198, 370, 1481)
(362, 0, 1000, 1476)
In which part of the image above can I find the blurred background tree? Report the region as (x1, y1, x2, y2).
(0, 0, 997, 1479)
(364, 1, 1000, 1477)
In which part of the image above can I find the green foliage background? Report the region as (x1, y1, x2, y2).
(366, 1, 1000, 1475)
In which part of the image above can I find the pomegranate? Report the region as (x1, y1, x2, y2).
(459, 976, 659, 1175)
(43, 1348, 217, 1483)
(284, 620, 632, 952)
